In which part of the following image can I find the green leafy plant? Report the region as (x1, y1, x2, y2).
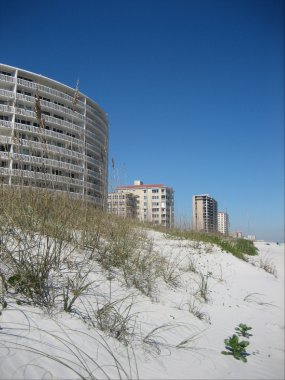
(222, 334, 250, 362)
(222, 324, 253, 363)
(235, 323, 253, 338)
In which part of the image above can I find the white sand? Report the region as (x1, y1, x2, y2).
(0, 232, 284, 379)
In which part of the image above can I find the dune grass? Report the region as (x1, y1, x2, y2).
(152, 225, 258, 260)
(0, 185, 263, 378)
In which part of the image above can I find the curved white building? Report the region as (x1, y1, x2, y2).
(0, 64, 108, 206)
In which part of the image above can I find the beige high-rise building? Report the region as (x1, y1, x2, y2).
(218, 211, 230, 235)
(192, 194, 218, 233)
(116, 180, 174, 227)
(107, 192, 137, 218)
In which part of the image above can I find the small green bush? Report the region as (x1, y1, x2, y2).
(222, 323, 253, 363)
(222, 334, 250, 362)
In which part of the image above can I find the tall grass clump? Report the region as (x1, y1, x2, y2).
(0, 185, 164, 310)
(0, 187, 81, 309)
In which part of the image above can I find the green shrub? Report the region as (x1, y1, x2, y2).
(222, 334, 250, 362)
(222, 323, 253, 363)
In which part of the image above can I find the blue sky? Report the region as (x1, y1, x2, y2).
(1, 0, 284, 241)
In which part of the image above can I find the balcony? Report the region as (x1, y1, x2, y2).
(0, 136, 12, 145)
(12, 153, 84, 173)
(0, 152, 10, 160)
(11, 169, 84, 186)
(86, 154, 103, 167)
(0, 89, 14, 99)
(0, 167, 10, 175)
(17, 78, 85, 108)
(14, 123, 83, 147)
(86, 103, 108, 125)
(14, 108, 84, 135)
(0, 120, 13, 129)
(40, 99, 85, 122)
(15, 93, 84, 122)
(86, 117, 107, 136)
(0, 74, 17, 84)
(17, 138, 83, 160)
(0, 105, 14, 114)
(85, 127, 106, 145)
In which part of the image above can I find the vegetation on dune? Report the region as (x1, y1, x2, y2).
(152, 225, 258, 260)
(0, 186, 258, 316)
(222, 323, 253, 363)
(0, 186, 261, 377)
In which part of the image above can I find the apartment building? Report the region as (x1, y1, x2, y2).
(107, 192, 137, 218)
(192, 194, 218, 233)
(218, 211, 230, 235)
(0, 64, 108, 206)
(116, 180, 174, 227)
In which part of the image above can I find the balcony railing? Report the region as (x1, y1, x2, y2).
(0, 120, 13, 129)
(86, 116, 107, 136)
(87, 169, 103, 181)
(0, 136, 12, 144)
(0, 105, 14, 113)
(16, 93, 85, 122)
(85, 156, 101, 168)
(17, 78, 85, 108)
(12, 153, 84, 173)
(0, 167, 10, 175)
(0, 152, 10, 160)
(11, 169, 84, 186)
(14, 123, 83, 147)
(0, 89, 14, 99)
(86, 103, 108, 124)
(85, 127, 106, 145)
(41, 114, 83, 134)
(0, 74, 17, 84)
(14, 108, 84, 135)
(16, 139, 83, 160)
(40, 99, 85, 121)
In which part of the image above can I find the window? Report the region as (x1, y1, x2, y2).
(152, 189, 159, 193)
(18, 75, 33, 82)
(39, 96, 51, 102)
(54, 114, 64, 120)
(54, 101, 64, 107)
(0, 71, 12, 76)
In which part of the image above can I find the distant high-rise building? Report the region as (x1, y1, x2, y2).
(230, 231, 243, 239)
(192, 194, 218, 233)
(107, 192, 137, 218)
(116, 180, 174, 227)
(218, 211, 230, 235)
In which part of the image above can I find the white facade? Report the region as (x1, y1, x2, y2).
(218, 211, 230, 235)
(116, 180, 174, 227)
(107, 192, 137, 218)
(0, 64, 108, 206)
